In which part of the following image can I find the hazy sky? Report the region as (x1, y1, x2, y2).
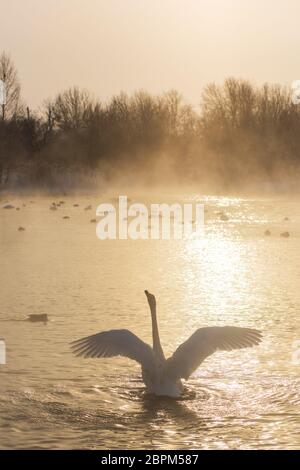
(1, 0, 299, 108)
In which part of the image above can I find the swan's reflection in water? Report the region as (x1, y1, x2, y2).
(0, 369, 299, 449)
(83, 383, 209, 449)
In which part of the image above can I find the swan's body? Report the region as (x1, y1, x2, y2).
(71, 291, 262, 397)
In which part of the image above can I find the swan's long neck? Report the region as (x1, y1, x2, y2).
(150, 304, 165, 361)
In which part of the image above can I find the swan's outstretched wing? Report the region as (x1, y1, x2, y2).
(71, 329, 154, 368)
(166, 326, 262, 380)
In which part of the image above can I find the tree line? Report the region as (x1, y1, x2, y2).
(1, 52, 300, 190)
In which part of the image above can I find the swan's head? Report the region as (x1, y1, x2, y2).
(144, 290, 156, 309)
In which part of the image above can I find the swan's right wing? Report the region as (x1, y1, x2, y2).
(71, 329, 154, 369)
(166, 326, 262, 380)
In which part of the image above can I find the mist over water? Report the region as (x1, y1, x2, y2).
(0, 193, 299, 449)
(2, 71, 300, 195)
(1, 0, 300, 452)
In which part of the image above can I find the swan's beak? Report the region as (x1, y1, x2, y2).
(144, 290, 151, 302)
(144, 290, 152, 300)
(144, 290, 156, 307)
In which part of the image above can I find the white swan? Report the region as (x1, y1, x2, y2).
(71, 291, 262, 397)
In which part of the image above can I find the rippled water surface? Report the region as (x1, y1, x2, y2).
(0, 194, 299, 449)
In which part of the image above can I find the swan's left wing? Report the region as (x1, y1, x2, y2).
(165, 326, 262, 380)
(71, 329, 154, 369)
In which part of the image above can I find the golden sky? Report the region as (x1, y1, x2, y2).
(0, 0, 299, 107)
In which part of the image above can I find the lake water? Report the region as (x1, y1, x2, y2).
(0, 193, 299, 449)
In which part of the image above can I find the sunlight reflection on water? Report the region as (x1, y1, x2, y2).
(0, 194, 299, 449)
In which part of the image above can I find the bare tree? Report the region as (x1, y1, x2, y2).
(0, 52, 22, 120)
(50, 87, 94, 130)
